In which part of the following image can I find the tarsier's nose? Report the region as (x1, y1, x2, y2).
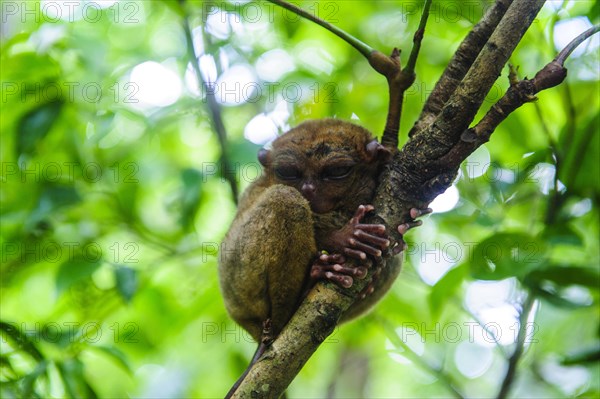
(301, 182, 317, 200)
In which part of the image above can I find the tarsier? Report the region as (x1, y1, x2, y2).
(219, 119, 428, 391)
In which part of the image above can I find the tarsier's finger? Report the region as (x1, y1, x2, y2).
(320, 263, 368, 279)
(351, 204, 375, 223)
(358, 254, 384, 298)
(343, 247, 367, 260)
(392, 239, 408, 255)
(354, 223, 386, 235)
(397, 220, 423, 235)
(359, 283, 375, 299)
(261, 319, 274, 344)
(311, 268, 354, 288)
(392, 233, 408, 255)
(319, 253, 346, 264)
(349, 239, 383, 257)
(354, 230, 390, 249)
(410, 207, 433, 219)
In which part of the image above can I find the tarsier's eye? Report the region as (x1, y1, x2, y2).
(275, 166, 302, 180)
(322, 165, 353, 180)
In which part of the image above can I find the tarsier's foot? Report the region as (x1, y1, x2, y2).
(331, 204, 391, 261)
(261, 319, 274, 345)
(310, 253, 368, 288)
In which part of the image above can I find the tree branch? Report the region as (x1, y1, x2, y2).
(443, 23, 600, 168)
(233, 0, 544, 398)
(409, 0, 514, 138)
(265, 0, 373, 57)
(182, 9, 239, 203)
(372, 0, 546, 241)
(267, 0, 432, 150)
(555, 24, 600, 65)
(496, 294, 537, 399)
(378, 0, 432, 149)
(404, 0, 433, 76)
(228, 2, 594, 398)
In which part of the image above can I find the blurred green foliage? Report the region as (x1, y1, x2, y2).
(1, 1, 598, 398)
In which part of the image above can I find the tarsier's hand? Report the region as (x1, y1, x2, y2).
(329, 204, 390, 261)
(311, 204, 387, 289)
(312, 205, 432, 290)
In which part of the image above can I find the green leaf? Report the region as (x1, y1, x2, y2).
(526, 265, 600, 290)
(530, 284, 592, 309)
(93, 346, 132, 374)
(0, 322, 44, 361)
(56, 257, 102, 294)
(428, 264, 467, 319)
(522, 264, 598, 308)
(21, 360, 48, 399)
(0, 355, 16, 376)
(115, 266, 138, 302)
(514, 151, 549, 186)
(40, 184, 81, 208)
(469, 233, 547, 280)
(17, 101, 63, 156)
(56, 358, 98, 399)
(561, 346, 600, 365)
(542, 225, 584, 246)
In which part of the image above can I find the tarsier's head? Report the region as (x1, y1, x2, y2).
(258, 119, 390, 214)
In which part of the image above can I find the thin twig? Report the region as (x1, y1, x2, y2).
(404, 0, 432, 76)
(181, 11, 239, 203)
(555, 25, 600, 65)
(461, 305, 510, 358)
(379, 0, 432, 148)
(443, 18, 600, 168)
(496, 294, 537, 399)
(380, 317, 465, 399)
(409, 0, 514, 138)
(266, 0, 373, 58)
(468, 22, 600, 143)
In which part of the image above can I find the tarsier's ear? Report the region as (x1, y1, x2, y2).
(365, 139, 392, 163)
(258, 148, 271, 167)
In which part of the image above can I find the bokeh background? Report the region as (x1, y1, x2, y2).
(1, 1, 599, 397)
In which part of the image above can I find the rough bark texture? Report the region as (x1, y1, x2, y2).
(408, 0, 514, 137)
(232, 1, 548, 397)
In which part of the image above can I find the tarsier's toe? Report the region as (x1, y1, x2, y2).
(359, 283, 375, 299)
(312, 257, 369, 288)
(410, 207, 433, 219)
(392, 241, 408, 255)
